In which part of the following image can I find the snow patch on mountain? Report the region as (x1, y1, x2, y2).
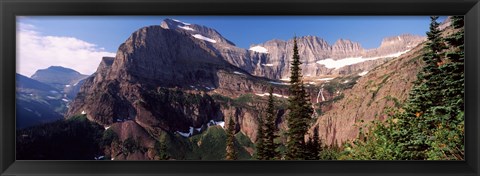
(249, 46, 268, 53)
(262, 63, 274, 67)
(176, 126, 195, 138)
(208, 120, 225, 128)
(317, 49, 411, 69)
(178, 25, 195, 31)
(255, 92, 289, 98)
(192, 34, 217, 43)
(317, 78, 335, 81)
(358, 71, 369, 76)
(269, 81, 289, 85)
(233, 71, 244, 75)
(172, 19, 191, 25)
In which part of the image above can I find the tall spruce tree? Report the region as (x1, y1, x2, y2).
(396, 16, 447, 159)
(405, 16, 446, 117)
(225, 117, 237, 160)
(305, 126, 321, 160)
(441, 16, 464, 111)
(286, 36, 314, 160)
(254, 114, 266, 160)
(341, 16, 465, 160)
(426, 16, 465, 160)
(263, 87, 280, 160)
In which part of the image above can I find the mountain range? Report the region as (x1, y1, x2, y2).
(16, 67, 88, 129)
(17, 18, 430, 160)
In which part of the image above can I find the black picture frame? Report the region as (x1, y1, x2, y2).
(1, 0, 479, 176)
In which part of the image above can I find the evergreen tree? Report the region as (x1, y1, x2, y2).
(305, 126, 321, 160)
(154, 141, 170, 160)
(441, 16, 464, 111)
(225, 117, 237, 160)
(426, 16, 465, 160)
(263, 87, 280, 160)
(395, 16, 448, 159)
(343, 16, 465, 160)
(286, 36, 314, 160)
(254, 114, 266, 160)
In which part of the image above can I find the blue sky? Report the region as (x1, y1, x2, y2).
(16, 16, 446, 76)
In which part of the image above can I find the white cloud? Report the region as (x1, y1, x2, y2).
(16, 23, 116, 77)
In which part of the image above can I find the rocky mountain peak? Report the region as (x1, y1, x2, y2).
(30, 66, 88, 86)
(379, 34, 424, 47)
(160, 18, 236, 46)
(438, 16, 452, 31)
(330, 38, 364, 59)
(332, 39, 363, 50)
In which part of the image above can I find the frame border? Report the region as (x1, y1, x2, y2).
(1, 0, 479, 176)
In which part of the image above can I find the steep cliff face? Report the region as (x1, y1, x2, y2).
(243, 34, 425, 80)
(66, 19, 302, 160)
(64, 18, 428, 159)
(159, 18, 425, 81)
(308, 41, 427, 146)
(67, 23, 245, 127)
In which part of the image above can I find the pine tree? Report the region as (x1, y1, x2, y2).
(263, 87, 280, 160)
(426, 16, 465, 160)
(441, 16, 464, 112)
(225, 117, 237, 160)
(285, 36, 314, 160)
(392, 16, 448, 159)
(254, 114, 266, 160)
(405, 16, 446, 117)
(345, 16, 466, 160)
(305, 126, 321, 160)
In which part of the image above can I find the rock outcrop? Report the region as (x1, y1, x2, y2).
(65, 18, 428, 159)
(308, 40, 427, 146)
(158, 18, 425, 81)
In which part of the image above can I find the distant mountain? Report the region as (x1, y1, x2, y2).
(29, 66, 89, 100)
(19, 18, 430, 160)
(31, 66, 89, 90)
(243, 34, 425, 79)
(16, 74, 64, 129)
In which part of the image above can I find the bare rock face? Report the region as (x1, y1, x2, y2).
(363, 34, 425, 57)
(66, 19, 298, 147)
(308, 41, 426, 146)
(66, 18, 428, 158)
(331, 39, 364, 59)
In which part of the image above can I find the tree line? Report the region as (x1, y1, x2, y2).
(226, 16, 464, 160)
(340, 16, 465, 160)
(226, 37, 322, 160)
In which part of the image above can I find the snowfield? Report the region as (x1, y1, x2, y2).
(233, 71, 245, 75)
(178, 25, 195, 31)
(249, 46, 268, 53)
(358, 71, 369, 76)
(261, 63, 274, 67)
(192, 34, 217, 43)
(255, 92, 289, 98)
(269, 81, 290, 85)
(317, 78, 335, 81)
(172, 19, 191, 25)
(316, 50, 411, 69)
(207, 120, 225, 128)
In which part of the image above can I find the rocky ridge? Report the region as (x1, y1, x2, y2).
(65, 18, 427, 159)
